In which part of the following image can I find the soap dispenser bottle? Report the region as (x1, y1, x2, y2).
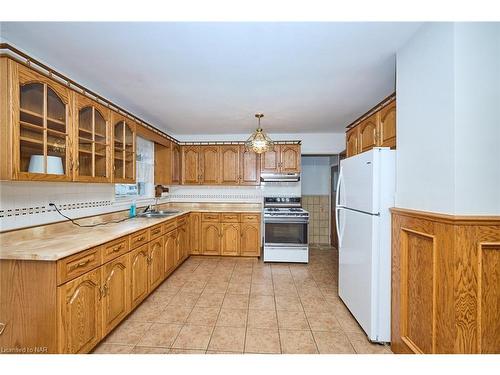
(129, 200, 137, 218)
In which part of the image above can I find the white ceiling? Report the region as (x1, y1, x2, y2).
(1, 22, 421, 135)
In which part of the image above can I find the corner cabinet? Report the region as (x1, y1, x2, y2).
(345, 97, 396, 158)
(73, 94, 112, 182)
(112, 112, 136, 183)
(1, 59, 73, 181)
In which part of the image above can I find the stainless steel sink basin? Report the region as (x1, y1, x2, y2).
(138, 210, 180, 218)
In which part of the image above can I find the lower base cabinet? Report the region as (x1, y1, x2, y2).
(0, 211, 260, 354)
(57, 268, 102, 354)
(130, 244, 150, 309)
(101, 253, 130, 336)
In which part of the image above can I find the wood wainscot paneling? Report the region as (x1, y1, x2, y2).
(391, 208, 500, 354)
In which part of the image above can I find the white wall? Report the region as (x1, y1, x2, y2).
(174, 132, 345, 154)
(396, 22, 500, 215)
(453, 23, 500, 215)
(301, 156, 331, 195)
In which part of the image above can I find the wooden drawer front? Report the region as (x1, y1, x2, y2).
(130, 229, 150, 250)
(241, 214, 260, 223)
(177, 215, 188, 227)
(163, 219, 178, 234)
(150, 224, 163, 239)
(57, 247, 102, 285)
(102, 237, 129, 263)
(202, 212, 220, 222)
(221, 213, 240, 223)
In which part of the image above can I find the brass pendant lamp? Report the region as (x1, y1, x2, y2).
(245, 113, 274, 154)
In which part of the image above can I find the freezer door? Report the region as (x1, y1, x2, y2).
(339, 149, 378, 214)
(338, 208, 378, 340)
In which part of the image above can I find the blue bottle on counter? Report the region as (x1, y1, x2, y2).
(129, 200, 137, 218)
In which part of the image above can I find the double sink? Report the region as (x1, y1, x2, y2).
(137, 210, 180, 218)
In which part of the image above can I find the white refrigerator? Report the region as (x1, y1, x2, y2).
(336, 147, 395, 343)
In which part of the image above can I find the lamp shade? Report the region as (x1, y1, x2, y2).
(28, 155, 64, 175)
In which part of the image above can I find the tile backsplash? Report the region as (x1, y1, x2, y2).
(0, 180, 300, 232)
(302, 195, 330, 245)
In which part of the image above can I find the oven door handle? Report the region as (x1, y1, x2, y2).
(264, 219, 309, 224)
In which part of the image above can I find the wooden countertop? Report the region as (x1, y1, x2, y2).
(0, 202, 262, 261)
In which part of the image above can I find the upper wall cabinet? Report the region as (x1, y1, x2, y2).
(261, 144, 301, 174)
(182, 146, 201, 185)
(220, 145, 240, 185)
(154, 140, 172, 186)
(0, 60, 73, 181)
(73, 94, 112, 182)
(239, 145, 260, 185)
(345, 97, 396, 158)
(200, 146, 220, 184)
(171, 143, 181, 185)
(112, 112, 136, 183)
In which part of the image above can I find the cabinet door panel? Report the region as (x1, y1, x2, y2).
(130, 244, 149, 308)
(171, 144, 181, 184)
(261, 146, 280, 173)
(358, 113, 379, 153)
(189, 213, 202, 255)
(379, 101, 396, 148)
(149, 237, 165, 291)
(201, 146, 220, 184)
(154, 142, 172, 185)
(346, 127, 359, 157)
(240, 223, 261, 257)
(102, 254, 130, 335)
(178, 224, 188, 261)
(280, 144, 301, 173)
(240, 146, 260, 185)
(164, 230, 177, 275)
(220, 145, 240, 184)
(201, 222, 221, 255)
(58, 268, 102, 353)
(182, 146, 201, 184)
(221, 223, 240, 256)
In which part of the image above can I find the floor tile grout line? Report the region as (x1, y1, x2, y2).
(270, 263, 284, 354)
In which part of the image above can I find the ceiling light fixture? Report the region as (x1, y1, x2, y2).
(245, 113, 274, 154)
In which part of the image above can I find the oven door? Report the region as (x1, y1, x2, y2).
(264, 219, 308, 247)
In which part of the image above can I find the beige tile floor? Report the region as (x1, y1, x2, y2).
(92, 247, 392, 354)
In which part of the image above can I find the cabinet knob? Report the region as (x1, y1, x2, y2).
(0, 322, 5, 336)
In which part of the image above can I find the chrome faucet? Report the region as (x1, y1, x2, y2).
(154, 185, 169, 212)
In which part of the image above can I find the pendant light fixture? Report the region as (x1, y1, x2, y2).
(245, 113, 274, 154)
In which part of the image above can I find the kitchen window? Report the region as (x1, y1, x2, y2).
(115, 136, 154, 199)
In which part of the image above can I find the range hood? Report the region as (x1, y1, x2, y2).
(260, 173, 301, 182)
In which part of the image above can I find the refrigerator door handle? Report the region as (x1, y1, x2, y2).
(336, 206, 343, 249)
(336, 166, 344, 208)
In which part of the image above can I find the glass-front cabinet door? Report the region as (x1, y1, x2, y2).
(16, 66, 72, 181)
(112, 112, 136, 183)
(74, 94, 111, 182)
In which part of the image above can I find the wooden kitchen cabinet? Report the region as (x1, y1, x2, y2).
(221, 223, 240, 256)
(280, 144, 301, 173)
(171, 143, 181, 184)
(346, 126, 359, 157)
(130, 244, 150, 309)
(57, 268, 102, 354)
(112, 112, 136, 183)
(239, 145, 261, 185)
(164, 229, 178, 275)
(261, 144, 301, 173)
(177, 221, 189, 262)
(201, 222, 222, 255)
(240, 222, 261, 257)
(200, 145, 220, 184)
(182, 145, 201, 184)
(220, 145, 240, 184)
(73, 93, 111, 182)
(358, 113, 379, 153)
(345, 97, 396, 158)
(101, 253, 130, 335)
(154, 141, 172, 185)
(379, 100, 396, 148)
(0, 60, 73, 181)
(148, 236, 165, 291)
(189, 212, 202, 255)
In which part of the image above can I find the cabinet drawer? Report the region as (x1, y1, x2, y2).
(221, 213, 240, 223)
(130, 229, 150, 250)
(150, 224, 163, 239)
(102, 237, 129, 263)
(163, 218, 178, 234)
(57, 246, 102, 285)
(202, 213, 220, 222)
(177, 215, 188, 227)
(241, 214, 260, 223)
